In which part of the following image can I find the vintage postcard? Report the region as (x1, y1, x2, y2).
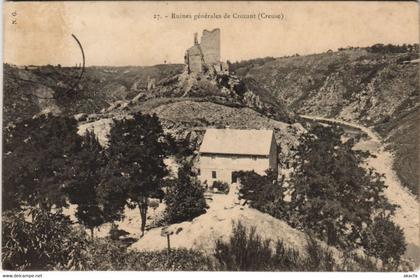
(2, 0, 419, 274)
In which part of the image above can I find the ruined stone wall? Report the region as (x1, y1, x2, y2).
(185, 28, 221, 74)
(185, 45, 203, 73)
(200, 29, 220, 65)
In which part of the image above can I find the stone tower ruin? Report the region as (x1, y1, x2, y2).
(184, 28, 228, 74)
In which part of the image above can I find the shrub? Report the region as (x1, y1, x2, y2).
(212, 180, 230, 194)
(119, 249, 213, 271)
(362, 216, 406, 269)
(271, 240, 302, 271)
(2, 208, 88, 270)
(83, 238, 212, 270)
(339, 252, 380, 271)
(108, 223, 130, 241)
(215, 221, 330, 271)
(214, 221, 388, 271)
(214, 221, 273, 271)
(303, 236, 335, 271)
(164, 163, 208, 224)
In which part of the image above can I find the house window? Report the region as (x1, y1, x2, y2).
(212, 171, 217, 179)
(252, 156, 257, 160)
(197, 169, 201, 176)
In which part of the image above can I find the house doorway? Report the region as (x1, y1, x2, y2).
(231, 171, 238, 184)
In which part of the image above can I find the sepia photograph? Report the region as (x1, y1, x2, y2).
(1, 1, 419, 274)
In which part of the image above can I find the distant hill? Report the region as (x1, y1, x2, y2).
(3, 63, 184, 124)
(233, 46, 419, 195)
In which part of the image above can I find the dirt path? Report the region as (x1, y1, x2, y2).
(301, 115, 419, 264)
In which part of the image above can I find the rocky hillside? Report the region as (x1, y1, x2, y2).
(233, 46, 419, 195)
(3, 63, 184, 124)
(4, 62, 294, 124)
(4, 62, 299, 171)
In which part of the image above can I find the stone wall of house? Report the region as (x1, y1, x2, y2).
(199, 154, 271, 184)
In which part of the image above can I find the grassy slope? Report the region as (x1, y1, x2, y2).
(376, 107, 419, 196)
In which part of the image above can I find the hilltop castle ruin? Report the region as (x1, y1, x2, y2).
(184, 28, 228, 74)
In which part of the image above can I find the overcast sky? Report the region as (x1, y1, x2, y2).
(4, 1, 419, 66)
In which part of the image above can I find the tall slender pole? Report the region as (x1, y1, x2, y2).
(167, 234, 171, 253)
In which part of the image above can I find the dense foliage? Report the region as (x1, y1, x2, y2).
(362, 216, 406, 269)
(2, 208, 88, 270)
(289, 125, 398, 249)
(164, 163, 208, 224)
(3, 115, 81, 211)
(238, 169, 287, 219)
(211, 180, 230, 194)
(64, 131, 112, 238)
(366, 43, 419, 54)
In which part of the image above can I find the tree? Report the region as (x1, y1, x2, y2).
(289, 125, 397, 249)
(164, 134, 194, 163)
(3, 114, 81, 211)
(237, 169, 287, 219)
(362, 216, 406, 269)
(107, 113, 169, 236)
(95, 160, 128, 225)
(164, 162, 207, 224)
(65, 131, 112, 239)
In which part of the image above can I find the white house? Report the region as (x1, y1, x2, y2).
(198, 128, 277, 185)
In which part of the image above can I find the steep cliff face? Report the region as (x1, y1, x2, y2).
(236, 48, 419, 195)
